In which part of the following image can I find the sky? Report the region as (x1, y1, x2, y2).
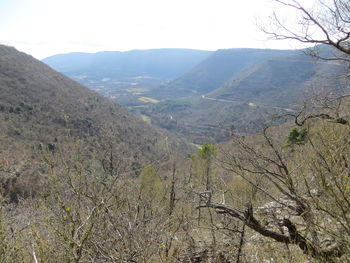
(0, 0, 312, 59)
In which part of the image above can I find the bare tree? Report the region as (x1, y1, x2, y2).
(196, 7, 350, 257)
(198, 120, 350, 261)
(262, 0, 350, 61)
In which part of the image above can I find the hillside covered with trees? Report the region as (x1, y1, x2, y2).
(0, 0, 350, 262)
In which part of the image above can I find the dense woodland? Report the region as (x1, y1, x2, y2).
(1, 0, 350, 262)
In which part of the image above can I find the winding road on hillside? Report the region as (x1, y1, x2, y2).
(201, 95, 297, 113)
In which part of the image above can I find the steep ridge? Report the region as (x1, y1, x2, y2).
(208, 50, 347, 106)
(153, 48, 296, 98)
(0, 45, 192, 162)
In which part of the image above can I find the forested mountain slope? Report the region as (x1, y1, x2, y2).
(209, 51, 347, 105)
(0, 44, 191, 162)
(153, 48, 296, 98)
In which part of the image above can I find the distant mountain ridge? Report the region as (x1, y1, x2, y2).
(42, 48, 213, 80)
(208, 48, 347, 105)
(153, 48, 297, 98)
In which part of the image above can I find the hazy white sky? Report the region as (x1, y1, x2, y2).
(0, 0, 311, 59)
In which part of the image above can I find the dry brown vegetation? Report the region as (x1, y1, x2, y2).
(1, 1, 350, 262)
